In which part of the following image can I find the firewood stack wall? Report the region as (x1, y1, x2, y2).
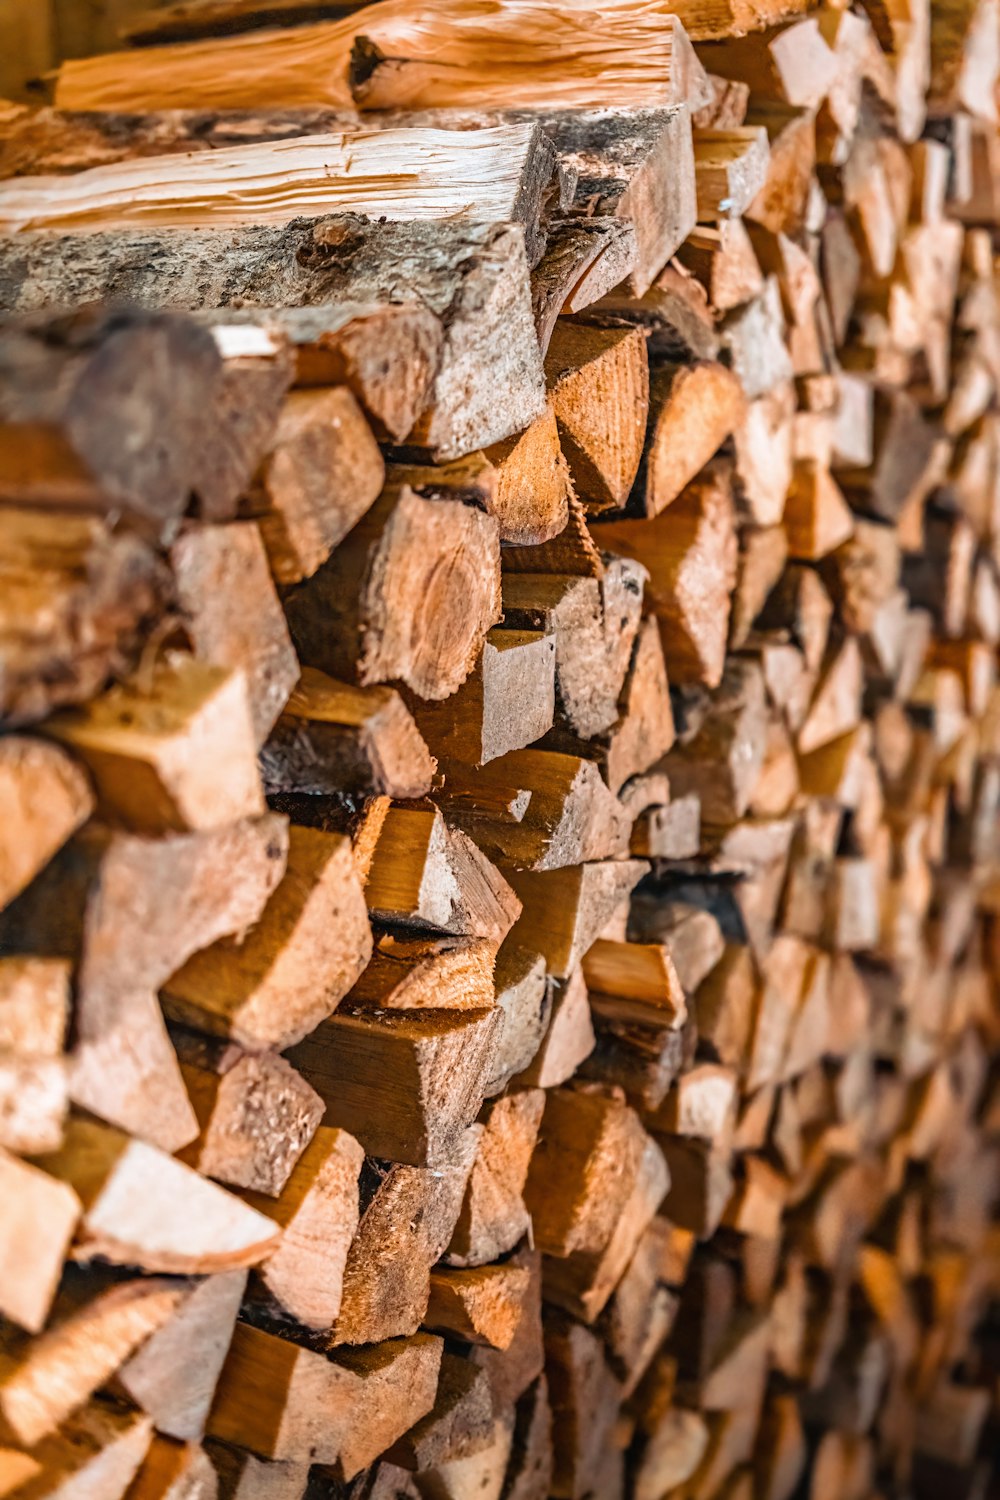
(1, 1, 1000, 1497)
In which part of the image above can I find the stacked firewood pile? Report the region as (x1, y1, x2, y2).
(2, 0, 1000, 1496)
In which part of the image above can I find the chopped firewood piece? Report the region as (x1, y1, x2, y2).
(664, 660, 768, 824)
(426, 1263, 532, 1349)
(204, 1443, 307, 1500)
(409, 630, 556, 766)
(483, 404, 571, 546)
(676, 221, 763, 313)
(435, 749, 631, 871)
(506, 861, 648, 978)
(287, 1006, 500, 1167)
(174, 1036, 323, 1197)
(55, 7, 709, 113)
(525, 1087, 647, 1257)
(349, 934, 495, 1015)
(720, 278, 794, 400)
(243, 387, 384, 585)
(783, 463, 855, 561)
(362, 805, 520, 941)
(545, 1133, 669, 1323)
(598, 468, 738, 688)
(207, 1322, 440, 1471)
(242, 1126, 363, 1331)
(543, 322, 649, 513)
(0, 508, 167, 730)
(115, 1273, 247, 1442)
(489, 947, 550, 1092)
(261, 669, 435, 800)
(694, 127, 771, 219)
(0, 219, 543, 462)
(633, 1407, 709, 1500)
(37, 1117, 280, 1274)
(584, 940, 687, 1028)
(501, 559, 645, 738)
(733, 383, 795, 527)
(170, 521, 299, 744)
(0, 1150, 80, 1334)
(700, 18, 839, 109)
(636, 363, 747, 519)
(0, 958, 69, 1154)
(656, 1137, 734, 1237)
(627, 899, 725, 994)
(447, 1089, 545, 1267)
(384, 1352, 494, 1472)
(44, 654, 264, 835)
(515, 969, 596, 1089)
(0, 737, 92, 912)
(331, 1136, 478, 1344)
(545, 1318, 622, 1500)
(797, 638, 864, 754)
(837, 387, 937, 521)
(15, 1402, 153, 1500)
(285, 483, 501, 702)
(122, 1436, 217, 1500)
(0, 817, 287, 1148)
(0, 308, 281, 536)
(0, 1275, 187, 1447)
(0, 125, 555, 245)
(163, 825, 371, 1051)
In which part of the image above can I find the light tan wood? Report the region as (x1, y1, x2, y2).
(0, 738, 92, 913)
(409, 629, 556, 766)
(38, 1116, 280, 1274)
(447, 1088, 545, 1267)
(544, 322, 649, 513)
(44, 654, 263, 835)
(637, 362, 747, 518)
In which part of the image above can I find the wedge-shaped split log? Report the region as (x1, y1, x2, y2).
(207, 1323, 442, 1475)
(44, 654, 264, 836)
(36, 1117, 280, 1273)
(0, 738, 92, 912)
(435, 750, 632, 871)
(241, 1126, 364, 1331)
(287, 1006, 501, 1167)
(261, 669, 435, 801)
(0, 509, 167, 729)
(408, 630, 556, 767)
(363, 806, 521, 942)
(285, 484, 501, 702)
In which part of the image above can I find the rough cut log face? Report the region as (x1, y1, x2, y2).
(3, 5, 1000, 1499)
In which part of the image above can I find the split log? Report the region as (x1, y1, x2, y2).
(407, 630, 556, 767)
(44, 653, 265, 836)
(347, 935, 496, 1015)
(170, 521, 300, 745)
(447, 1089, 545, 1267)
(634, 362, 747, 518)
(505, 860, 648, 978)
(425, 1263, 531, 1349)
(0, 737, 92, 911)
(501, 559, 646, 738)
(597, 467, 739, 688)
(260, 670, 435, 801)
(434, 750, 632, 871)
(0, 1273, 188, 1447)
(284, 483, 501, 701)
(55, 6, 711, 114)
(0, 126, 556, 254)
(0, 1149, 80, 1333)
(0, 308, 285, 536)
(331, 1135, 478, 1344)
(287, 1005, 501, 1167)
(242, 1126, 364, 1330)
(694, 126, 771, 219)
(0, 508, 167, 729)
(115, 1272, 248, 1441)
(543, 322, 649, 514)
(162, 824, 371, 1051)
(37, 1116, 281, 1273)
(362, 805, 520, 942)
